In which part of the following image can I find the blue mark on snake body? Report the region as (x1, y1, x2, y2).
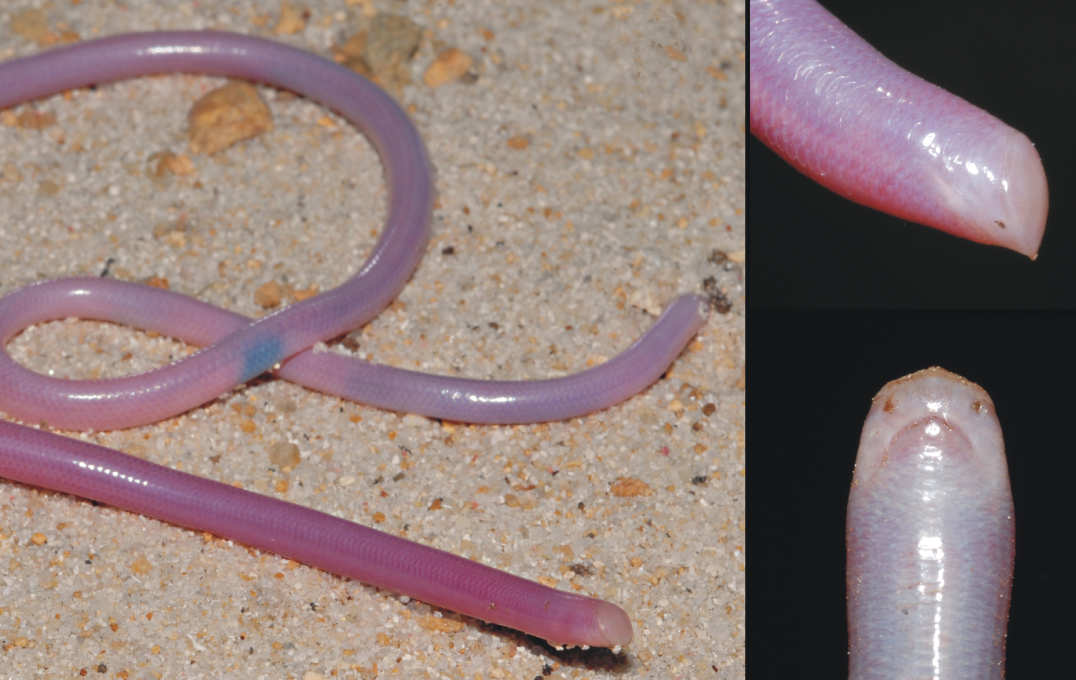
(240, 335, 285, 383)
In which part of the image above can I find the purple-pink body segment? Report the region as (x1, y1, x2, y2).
(0, 277, 706, 430)
(0, 31, 717, 647)
(750, 0, 1048, 257)
(847, 368, 1014, 678)
(0, 30, 434, 425)
(0, 422, 631, 648)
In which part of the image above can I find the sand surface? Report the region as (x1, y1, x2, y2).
(0, 1, 744, 677)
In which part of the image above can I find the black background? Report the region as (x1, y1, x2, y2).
(747, 0, 1076, 677)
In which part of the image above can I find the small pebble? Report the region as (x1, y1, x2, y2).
(506, 134, 530, 150)
(610, 477, 652, 497)
(275, 1, 308, 35)
(424, 48, 473, 87)
(255, 280, 284, 308)
(268, 441, 301, 467)
(188, 82, 272, 155)
(419, 615, 464, 633)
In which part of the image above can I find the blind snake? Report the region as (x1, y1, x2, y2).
(751, 0, 1028, 674)
(848, 368, 1014, 679)
(750, 0, 1048, 258)
(0, 31, 710, 649)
